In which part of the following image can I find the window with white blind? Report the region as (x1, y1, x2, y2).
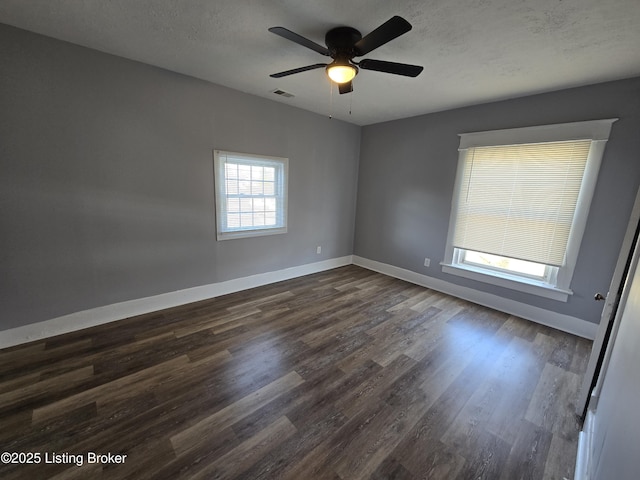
(442, 119, 616, 301)
(214, 150, 288, 240)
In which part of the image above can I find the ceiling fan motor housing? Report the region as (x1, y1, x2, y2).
(325, 27, 362, 58)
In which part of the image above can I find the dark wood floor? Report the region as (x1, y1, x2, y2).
(0, 265, 591, 479)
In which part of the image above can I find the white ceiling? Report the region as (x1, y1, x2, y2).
(1, 0, 639, 125)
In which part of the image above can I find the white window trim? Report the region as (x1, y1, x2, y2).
(441, 260, 571, 302)
(214, 150, 288, 241)
(442, 119, 617, 302)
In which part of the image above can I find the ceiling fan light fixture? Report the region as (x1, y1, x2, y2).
(326, 62, 358, 84)
(269, 16, 421, 95)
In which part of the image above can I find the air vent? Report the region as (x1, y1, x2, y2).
(272, 89, 295, 98)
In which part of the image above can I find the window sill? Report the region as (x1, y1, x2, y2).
(441, 263, 572, 302)
(217, 227, 287, 241)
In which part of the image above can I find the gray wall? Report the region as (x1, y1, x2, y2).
(355, 77, 640, 324)
(0, 24, 361, 331)
(3, 22, 640, 334)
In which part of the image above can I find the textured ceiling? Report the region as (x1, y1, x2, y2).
(1, 0, 639, 125)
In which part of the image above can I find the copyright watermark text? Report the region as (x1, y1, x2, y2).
(1, 452, 127, 467)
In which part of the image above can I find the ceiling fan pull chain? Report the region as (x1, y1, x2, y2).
(329, 77, 334, 119)
(349, 87, 353, 115)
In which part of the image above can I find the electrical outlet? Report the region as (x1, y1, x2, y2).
(316, 246, 322, 254)
(424, 258, 431, 267)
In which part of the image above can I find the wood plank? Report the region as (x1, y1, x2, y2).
(542, 433, 579, 480)
(452, 429, 511, 480)
(238, 408, 347, 480)
(335, 354, 417, 418)
(498, 419, 553, 480)
(525, 363, 582, 440)
(398, 439, 466, 479)
(173, 307, 261, 338)
(170, 371, 304, 456)
(31, 356, 188, 423)
(0, 366, 94, 412)
(188, 416, 298, 480)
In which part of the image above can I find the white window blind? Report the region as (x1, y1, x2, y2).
(452, 140, 592, 267)
(214, 150, 288, 240)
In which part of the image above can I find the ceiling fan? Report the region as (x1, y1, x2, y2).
(269, 16, 423, 94)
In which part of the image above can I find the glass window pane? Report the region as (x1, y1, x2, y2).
(264, 181, 275, 195)
(238, 164, 251, 180)
(265, 198, 276, 212)
(226, 179, 238, 195)
(254, 198, 265, 211)
(227, 198, 240, 213)
(253, 212, 266, 226)
(240, 213, 253, 227)
(265, 212, 276, 225)
(240, 198, 253, 212)
(463, 250, 546, 278)
(264, 167, 275, 181)
(227, 213, 240, 228)
(252, 166, 264, 180)
(251, 181, 264, 195)
(239, 180, 251, 195)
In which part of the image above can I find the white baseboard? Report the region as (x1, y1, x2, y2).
(575, 410, 594, 479)
(2, 254, 597, 349)
(0, 256, 353, 349)
(353, 256, 598, 340)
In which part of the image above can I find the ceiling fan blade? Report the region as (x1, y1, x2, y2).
(270, 63, 328, 78)
(269, 27, 330, 56)
(359, 59, 423, 77)
(354, 16, 412, 56)
(338, 81, 353, 95)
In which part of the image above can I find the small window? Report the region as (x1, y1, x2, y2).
(214, 150, 288, 240)
(442, 119, 616, 301)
